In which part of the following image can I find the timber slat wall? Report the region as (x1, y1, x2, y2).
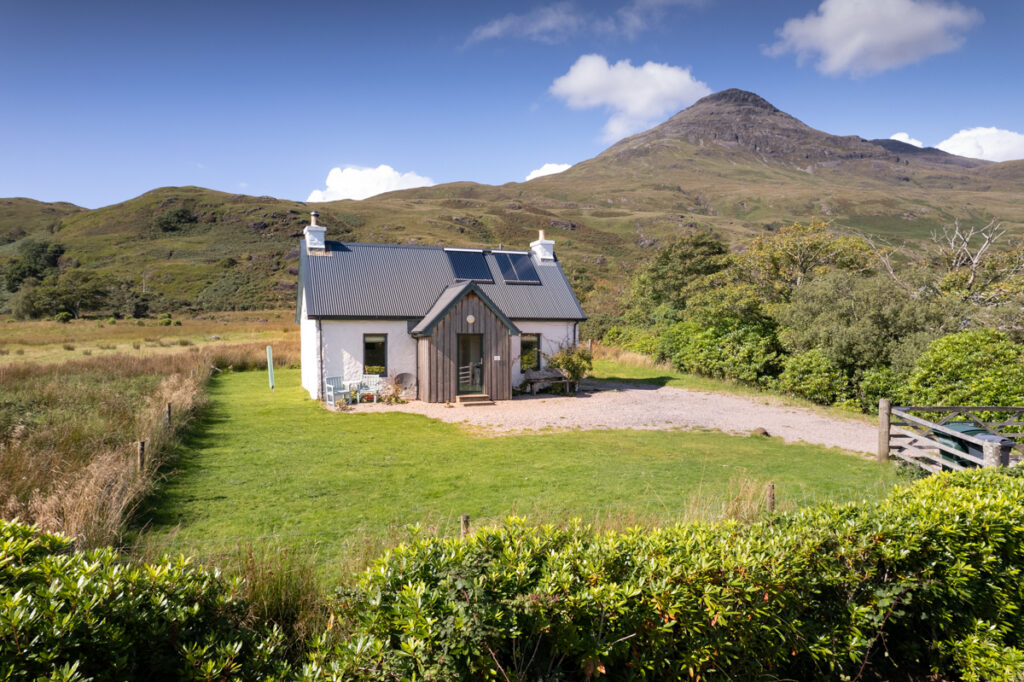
(417, 292, 512, 403)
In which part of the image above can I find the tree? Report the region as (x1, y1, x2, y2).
(9, 270, 111, 319)
(153, 207, 197, 232)
(3, 239, 64, 292)
(775, 270, 956, 374)
(866, 218, 1024, 306)
(626, 231, 730, 317)
(736, 221, 872, 302)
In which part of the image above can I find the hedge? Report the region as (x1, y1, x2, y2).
(0, 522, 289, 681)
(325, 469, 1024, 681)
(6, 470, 1024, 681)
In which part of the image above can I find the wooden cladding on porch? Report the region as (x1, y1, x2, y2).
(417, 292, 512, 403)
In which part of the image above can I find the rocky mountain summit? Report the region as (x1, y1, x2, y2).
(603, 88, 988, 176)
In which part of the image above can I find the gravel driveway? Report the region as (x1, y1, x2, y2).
(345, 380, 877, 455)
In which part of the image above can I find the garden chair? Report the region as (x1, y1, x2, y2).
(324, 377, 353, 407)
(358, 374, 383, 403)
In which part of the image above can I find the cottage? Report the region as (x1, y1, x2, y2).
(296, 212, 586, 403)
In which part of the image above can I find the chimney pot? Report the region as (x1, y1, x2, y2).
(304, 212, 326, 250)
(530, 229, 555, 262)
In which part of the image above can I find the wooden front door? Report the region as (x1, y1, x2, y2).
(457, 334, 484, 394)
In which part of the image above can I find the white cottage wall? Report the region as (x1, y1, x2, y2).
(299, 297, 321, 399)
(320, 320, 418, 388)
(510, 320, 578, 387)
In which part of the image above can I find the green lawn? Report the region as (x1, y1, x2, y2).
(138, 369, 897, 573)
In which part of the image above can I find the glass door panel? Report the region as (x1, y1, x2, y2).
(458, 334, 484, 394)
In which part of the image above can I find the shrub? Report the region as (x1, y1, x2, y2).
(153, 207, 197, 232)
(661, 320, 780, 384)
(602, 325, 661, 357)
(158, 317, 172, 326)
(775, 348, 849, 404)
(54, 311, 73, 323)
(858, 366, 908, 412)
(320, 470, 1024, 681)
(0, 520, 290, 680)
(545, 344, 593, 392)
(905, 329, 1024, 408)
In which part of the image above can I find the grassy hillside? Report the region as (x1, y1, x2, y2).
(2, 91, 1022, 313)
(0, 197, 82, 249)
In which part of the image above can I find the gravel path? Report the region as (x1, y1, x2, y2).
(344, 380, 876, 454)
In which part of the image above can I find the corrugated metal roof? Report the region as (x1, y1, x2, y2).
(299, 241, 586, 321)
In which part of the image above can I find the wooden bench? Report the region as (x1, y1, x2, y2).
(523, 368, 570, 395)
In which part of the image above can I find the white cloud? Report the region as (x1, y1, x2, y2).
(890, 132, 924, 147)
(767, 0, 982, 77)
(466, 0, 701, 45)
(936, 127, 1024, 162)
(307, 165, 434, 202)
(550, 54, 711, 142)
(525, 163, 571, 181)
(466, 3, 584, 45)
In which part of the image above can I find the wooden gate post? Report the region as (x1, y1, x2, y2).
(877, 399, 891, 464)
(982, 441, 1009, 468)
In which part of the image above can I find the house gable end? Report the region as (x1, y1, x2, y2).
(412, 282, 521, 338)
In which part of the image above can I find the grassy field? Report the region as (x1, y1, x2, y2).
(137, 368, 898, 577)
(0, 315, 297, 546)
(0, 310, 294, 364)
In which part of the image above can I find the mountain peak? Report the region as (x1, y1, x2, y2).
(692, 89, 780, 113)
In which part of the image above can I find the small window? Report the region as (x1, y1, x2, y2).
(521, 334, 541, 372)
(364, 334, 387, 375)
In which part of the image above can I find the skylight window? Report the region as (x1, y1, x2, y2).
(446, 249, 493, 282)
(495, 252, 541, 285)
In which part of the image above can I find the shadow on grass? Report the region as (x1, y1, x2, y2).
(588, 376, 674, 389)
(131, 399, 229, 533)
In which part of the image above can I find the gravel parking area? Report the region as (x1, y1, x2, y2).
(343, 381, 876, 454)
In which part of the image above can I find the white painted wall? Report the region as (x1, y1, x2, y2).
(319, 319, 418, 390)
(299, 296, 321, 399)
(300, 308, 579, 400)
(510, 320, 578, 388)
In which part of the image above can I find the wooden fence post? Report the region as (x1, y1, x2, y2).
(460, 514, 470, 538)
(766, 482, 776, 513)
(982, 441, 1009, 468)
(166, 402, 172, 426)
(137, 440, 146, 470)
(877, 399, 891, 464)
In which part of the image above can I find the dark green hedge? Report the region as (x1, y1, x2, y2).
(326, 469, 1024, 681)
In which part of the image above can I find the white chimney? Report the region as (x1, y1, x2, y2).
(304, 211, 326, 250)
(530, 229, 555, 262)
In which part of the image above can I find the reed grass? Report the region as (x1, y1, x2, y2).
(0, 340, 299, 548)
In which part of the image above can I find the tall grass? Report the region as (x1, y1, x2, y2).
(0, 340, 298, 547)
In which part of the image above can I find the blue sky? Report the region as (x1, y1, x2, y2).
(1, 0, 1021, 208)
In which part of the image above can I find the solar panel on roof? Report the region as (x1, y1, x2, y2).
(495, 252, 541, 284)
(495, 253, 518, 281)
(446, 250, 493, 282)
(510, 253, 540, 283)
